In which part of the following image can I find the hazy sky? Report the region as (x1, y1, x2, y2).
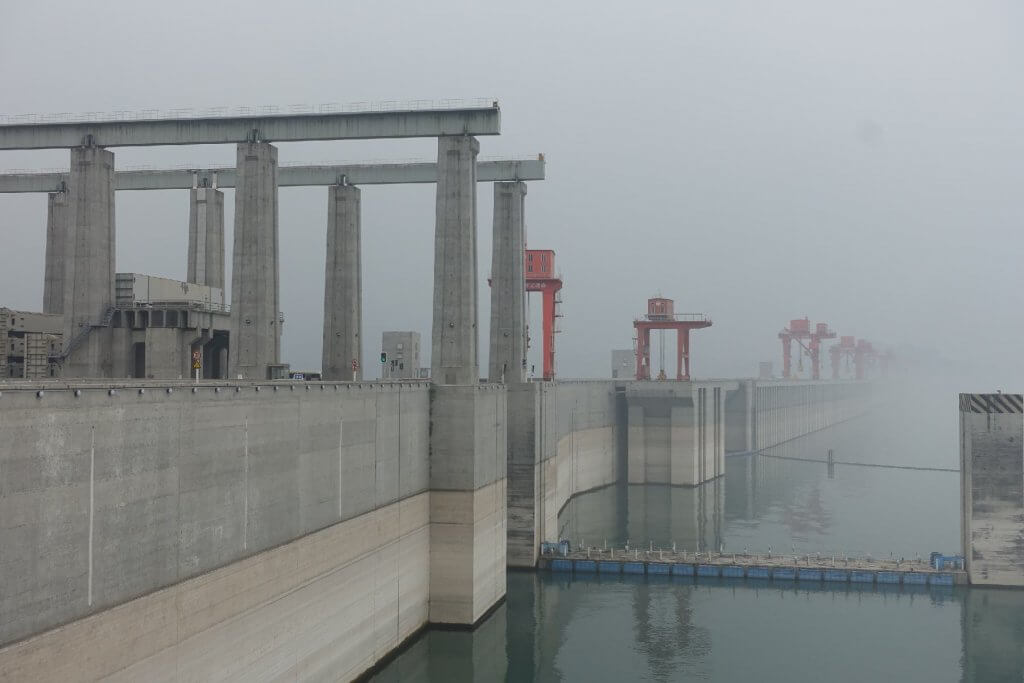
(1, 1, 1021, 388)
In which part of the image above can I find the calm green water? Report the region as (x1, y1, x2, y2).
(373, 393, 1024, 681)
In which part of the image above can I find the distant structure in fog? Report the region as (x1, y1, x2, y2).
(611, 349, 633, 378)
(759, 361, 773, 379)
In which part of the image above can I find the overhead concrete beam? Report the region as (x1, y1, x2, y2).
(0, 158, 545, 193)
(0, 106, 500, 150)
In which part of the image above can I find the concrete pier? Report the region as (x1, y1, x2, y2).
(960, 393, 1024, 586)
(431, 135, 479, 385)
(187, 187, 225, 290)
(428, 385, 508, 625)
(488, 181, 527, 384)
(627, 383, 728, 486)
(322, 184, 361, 381)
(229, 142, 280, 379)
(63, 146, 115, 377)
(42, 190, 67, 314)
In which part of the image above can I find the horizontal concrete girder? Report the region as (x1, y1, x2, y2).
(0, 106, 500, 150)
(0, 158, 545, 193)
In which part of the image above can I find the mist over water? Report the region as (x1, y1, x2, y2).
(373, 398, 1023, 682)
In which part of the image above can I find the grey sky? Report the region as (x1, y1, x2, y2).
(1, 1, 1021, 387)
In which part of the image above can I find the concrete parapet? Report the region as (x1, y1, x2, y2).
(431, 136, 479, 385)
(428, 384, 507, 623)
(487, 181, 527, 384)
(187, 187, 225, 290)
(229, 142, 280, 379)
(322, 184, 362, 381)
(0, 492, 430, 681)
(0, 380, 430, 648)
(960, 393, 1024, 586)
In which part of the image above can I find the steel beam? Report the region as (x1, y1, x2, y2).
(0, 158, 544, 193)
(0, 106, 500, 150)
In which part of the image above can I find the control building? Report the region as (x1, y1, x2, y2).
(381, 331, 421, 379)
(611, 349, 634, 378)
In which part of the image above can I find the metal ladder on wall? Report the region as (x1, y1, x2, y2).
(56, 306, 116, 362)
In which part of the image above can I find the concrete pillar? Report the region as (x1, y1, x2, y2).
(431, 135, 479, 385)
(429, 385, 507, 625)
(43, 190, 68, 314)
(322, 184, 361, 381)
(487, 181, 527, 384)
(670, 402, 697, 486)
(187, 187, 225, 290)
(627, 404, 646, 483)
(229, 142, 280, 380)
(63, 146, 115, 378)
(744, 379, 755, 452)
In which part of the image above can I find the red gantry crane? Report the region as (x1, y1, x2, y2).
(634, 297, 712, 380)
(525, 249, 563, 380)
(779, 318, 835, 380)
(829, 335, 857, 379)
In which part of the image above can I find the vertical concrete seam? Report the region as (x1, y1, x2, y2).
(243, 417, 249, 551)
(88, 424, 95, 607)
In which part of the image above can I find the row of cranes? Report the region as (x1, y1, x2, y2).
(778, 318, 889, 381)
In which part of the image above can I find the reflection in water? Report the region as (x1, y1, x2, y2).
(373, 572, 1024, 682)
(372, 410, 1020, 681)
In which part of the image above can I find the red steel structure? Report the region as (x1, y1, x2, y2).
(779, 318, 835, 380)
(830, 335, 857, 379)
(854, 339, 875, 380)
(779, 318, 811, 379)
(633, 297, 712, 380)
(525, 249, 563, 380)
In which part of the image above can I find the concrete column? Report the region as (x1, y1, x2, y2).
(744, 379, 755, 452)
(322, 184, 361, 381)
(429, 385, 507, 624)
(187, 187, 225, 290)
(63, 146, 115, 378)
(229, 142, 280, 380)
(431, 135, 479, 385)
(627, 404, 646, 483)
(487, 181, 527, 384)
(43, 190, 68, 314)
(670, 402, 697, 485)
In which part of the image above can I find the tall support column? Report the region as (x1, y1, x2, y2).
(229, 142, 280, 380)
(43, 190, 68, 314)
(322, 184, 361, 381)
(431, 135, 479, 385)
(63, 146, 115, 378)
(428, 136, 505, 624)
(487, 181, 527, 383)
(187, 186, 225, 290)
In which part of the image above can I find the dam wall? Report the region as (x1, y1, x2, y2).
(960, 393, 1024, 587)
(0, 379, 506, 680)
(507, 381, 619, 567)
(751, 380, 873, 451)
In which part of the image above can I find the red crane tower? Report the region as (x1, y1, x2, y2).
(634, 297, 712, 380)
(779, 318, 811, 379)
(779, 318, 835, 380)
(854, 339, 875, 380)
(525, 249, 563, 380)
(829, 335, 857, 379)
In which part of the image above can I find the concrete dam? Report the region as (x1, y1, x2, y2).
(0, 376, 870, 680)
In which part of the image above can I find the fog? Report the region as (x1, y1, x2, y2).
(1, 0, 1021, 392)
